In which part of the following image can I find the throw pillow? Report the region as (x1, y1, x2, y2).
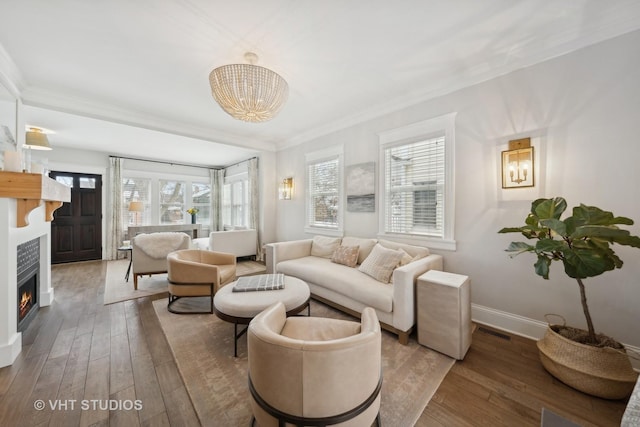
(310, 235, 342, 258)
(398, 248, 415, 266)
(331, 245, 360, 268)
(358, 243, 404, 283)
(341, 236, 377, 264)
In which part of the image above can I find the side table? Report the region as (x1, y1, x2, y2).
(417, 270, 471, 360)
(117, 246, 133, 282)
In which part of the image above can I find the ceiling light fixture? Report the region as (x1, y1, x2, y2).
(209, 52, 289, 123)
(25, 127, 52, 150)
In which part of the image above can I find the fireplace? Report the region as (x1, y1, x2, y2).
(17, 238, 40, 332)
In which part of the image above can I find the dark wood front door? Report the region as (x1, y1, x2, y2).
(50, 172, 103, 264)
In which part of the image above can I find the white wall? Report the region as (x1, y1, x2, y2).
(275, 30, 640, 348)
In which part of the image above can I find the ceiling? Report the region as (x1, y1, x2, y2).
(1, 0, 640, 167)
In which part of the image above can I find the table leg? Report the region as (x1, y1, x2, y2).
(125, 255, 132, 282)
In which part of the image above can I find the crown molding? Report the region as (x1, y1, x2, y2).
(0, 43, 26, 98)
(279, 23, 640, 151)
(21, 87, 277, 152)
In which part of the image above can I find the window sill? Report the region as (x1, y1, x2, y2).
(304, 226, 343, 237)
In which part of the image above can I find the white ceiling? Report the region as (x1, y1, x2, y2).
(1, 0, 640, 167)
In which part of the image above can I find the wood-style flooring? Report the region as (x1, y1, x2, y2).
(0, 261, 630, 426)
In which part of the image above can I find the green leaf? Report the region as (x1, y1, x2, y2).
(540, 218, 567, 236)
(572, 204, 617, 226)
(505, 241, 534, 256)
(562, 247, 615, 279)
(536, 239, 566, 254)
(525, 213, 540, 227)
(533, 198, 567, 220)
(534, 255, 551, 279)
(498, 227, 525, 234)
(570, 226, 640, 247)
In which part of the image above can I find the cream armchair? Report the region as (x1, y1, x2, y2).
(131, 232, 191, 290)
(247, 302, 382, 426)
(166, 249, 236, 314)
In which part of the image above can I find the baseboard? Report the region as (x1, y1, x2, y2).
(0, 332, 22, 368)
(40, 287, 54, 307)
(471, 303, 640, 371)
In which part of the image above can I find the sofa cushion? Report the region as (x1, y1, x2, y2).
(358, 244, 404, 283)
(378, 239, 429, 259)
(277, 256, 393, 313)
(331, 245, 359, 268)
(341, 237, 378, 264)
(310, 236, 342, 258)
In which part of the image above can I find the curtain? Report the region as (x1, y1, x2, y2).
(106, 157, 123, 260)
(210, 168, 224, 231)
(248, 157, 262, 260)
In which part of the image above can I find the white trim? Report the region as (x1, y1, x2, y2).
(472, 303, 640, 371)
(0, 333, 22, 368)
(378, 113, 457, 248)
(305, 145, 344, 234)
(304, 227, 343, 237)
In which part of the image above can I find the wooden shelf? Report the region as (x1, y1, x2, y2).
(0, 171, 71, 227)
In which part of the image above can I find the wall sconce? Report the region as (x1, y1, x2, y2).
(501, 138, 534, 189)
(279, 177, 293, 200)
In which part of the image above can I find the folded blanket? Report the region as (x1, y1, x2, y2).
(233, 274, 285, 292)
(134, 232, 187, 259)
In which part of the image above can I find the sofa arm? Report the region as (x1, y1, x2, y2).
(265, 239, 313, 273)
(391, 254, 444, 333)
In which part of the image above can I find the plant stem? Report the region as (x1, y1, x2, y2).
(576, 277, 596, 343)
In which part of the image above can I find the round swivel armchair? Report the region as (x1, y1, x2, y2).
(166, 249, 236, 314)
(247, 302, 382, 426)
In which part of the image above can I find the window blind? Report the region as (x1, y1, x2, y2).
(383, 135, 445, 237)
(307, 156, 339, 229)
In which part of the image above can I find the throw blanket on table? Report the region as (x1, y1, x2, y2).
(135, 232, 186, 259)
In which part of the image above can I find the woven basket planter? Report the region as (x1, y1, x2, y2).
(537, 325, 638, 399)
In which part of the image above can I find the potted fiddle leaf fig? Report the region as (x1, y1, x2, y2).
(498, 197, 640, 399)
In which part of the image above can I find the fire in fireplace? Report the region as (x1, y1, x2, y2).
(17, 238, 40, 332)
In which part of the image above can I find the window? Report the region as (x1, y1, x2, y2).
(222, 173, 249, 228)
(159, 180, 185, 224)
(379, 113, 456, 250)
(305, 146, 343, 235)
(192, 181, 211, 225)
(122, 177, 151, 226)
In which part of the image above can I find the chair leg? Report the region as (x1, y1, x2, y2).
(133, 274, 138, 290)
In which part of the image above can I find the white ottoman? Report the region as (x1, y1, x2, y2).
(214, 275, 310, 356)
(417, 270, 471, 360)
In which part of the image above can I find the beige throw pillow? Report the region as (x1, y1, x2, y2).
(310, 235, 342, 258)
(358, 243, 404, 283)
(331, 245, 360, 268)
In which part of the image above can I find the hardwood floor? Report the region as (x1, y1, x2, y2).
(0, 261, 630, 426)
(418, 326, 629, 427)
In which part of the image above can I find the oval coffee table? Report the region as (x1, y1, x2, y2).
(214, 275, 310, 356)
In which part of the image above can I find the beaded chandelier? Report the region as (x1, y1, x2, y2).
(209, 52, 289, 123)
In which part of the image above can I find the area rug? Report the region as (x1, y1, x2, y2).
(153, 297, 455, 427)
(104, 259, 169, 305)
(104, 259, 267, 305)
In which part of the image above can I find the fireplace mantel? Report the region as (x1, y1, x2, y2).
(0, 171, 70, 227)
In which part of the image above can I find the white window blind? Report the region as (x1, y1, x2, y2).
(383, 135, 445, 237)
(307, 156, 340, 229)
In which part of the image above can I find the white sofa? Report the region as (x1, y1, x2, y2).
(266, 236, 443, 344)
(192, 229, 257, 258)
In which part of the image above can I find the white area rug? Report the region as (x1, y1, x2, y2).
(103, 259, 169, 305)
